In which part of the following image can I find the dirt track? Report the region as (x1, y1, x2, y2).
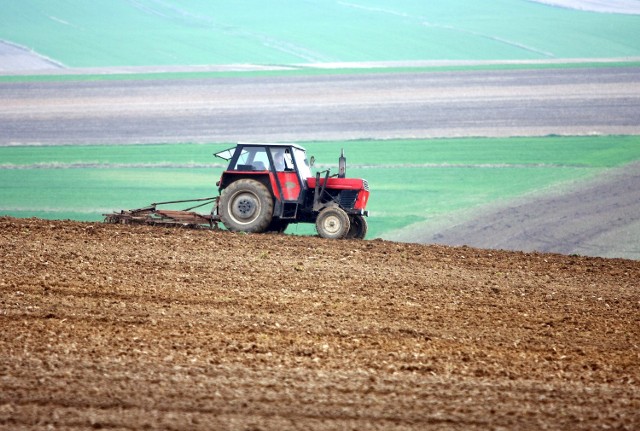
(1, 216, 638, 430)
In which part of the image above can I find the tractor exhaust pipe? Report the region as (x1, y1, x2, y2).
(338, 148, 346, 178)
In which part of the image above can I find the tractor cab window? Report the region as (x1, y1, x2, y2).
(270, 147, 294, 172)
(292, 147, 312, 179)
(233, 147, 270, 171)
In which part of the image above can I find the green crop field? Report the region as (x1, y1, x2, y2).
(1, 136, 639, 238)
(1, 0, 640, 68)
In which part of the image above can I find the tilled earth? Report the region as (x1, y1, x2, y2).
(1, 217, 638, 430)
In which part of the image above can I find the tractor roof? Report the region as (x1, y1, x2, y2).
(214, 142, 306, 161)
(238, 142, 306, 150)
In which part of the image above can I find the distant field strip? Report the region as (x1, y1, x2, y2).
(337, 2, 557, 58)
(530, 0, 640, 14)
(0, 40, 64, 72)
(334, 163, 598, 169)
(2, 67, 638, 145)
(1, 136, 639, 239)
(3, 58, 640, 80)
(0, 162, 226, 170)
(0, 162, 598, 170)
(1, 0, 639, 69)
(388, 160, 640, 259)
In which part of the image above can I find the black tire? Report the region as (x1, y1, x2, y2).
(346, 215, 368, 240)
(219, 179, 274, 233)
(316, 207, 350, 239)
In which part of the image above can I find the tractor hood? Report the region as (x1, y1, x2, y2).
(306, 177, 369, 191)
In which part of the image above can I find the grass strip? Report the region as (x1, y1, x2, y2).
(2, 60, 639, 83)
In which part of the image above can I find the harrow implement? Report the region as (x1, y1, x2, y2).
(104, 197, 219, 229)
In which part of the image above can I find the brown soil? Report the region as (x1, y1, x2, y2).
(1, 216, 639, 430)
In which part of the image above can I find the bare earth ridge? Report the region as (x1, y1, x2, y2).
(1, 217, 638, 430)
(388, 161, 640, 260)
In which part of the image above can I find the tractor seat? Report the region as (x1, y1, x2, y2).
(253, 161, 267, 171)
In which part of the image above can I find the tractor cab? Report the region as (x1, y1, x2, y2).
(215, 143, 310, 205)
(214, 143, 369, 239)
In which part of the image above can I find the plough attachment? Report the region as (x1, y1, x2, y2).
(104, 197, 219, 229)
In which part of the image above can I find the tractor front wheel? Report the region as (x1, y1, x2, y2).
(220, 179, 274, 233)
(346, 215, 368, 239)
(316, 207, 350, 239)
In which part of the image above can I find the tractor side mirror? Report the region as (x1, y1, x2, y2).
(310, 156, 315, 167)
(338, 149, 346, 178)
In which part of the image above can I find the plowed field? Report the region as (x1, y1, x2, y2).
(1, 217, 638, 430)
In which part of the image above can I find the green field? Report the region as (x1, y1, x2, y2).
(2, 136, 639, 238)
(2, 0, 640, 68)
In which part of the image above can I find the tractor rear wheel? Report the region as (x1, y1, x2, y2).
(220, 179, 274, 233)
(316, 207, 350, 239)
(346, 215, 368, 239)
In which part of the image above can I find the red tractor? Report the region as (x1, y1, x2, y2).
(214, 143, 369, 239)
(105, 143, 370, 239)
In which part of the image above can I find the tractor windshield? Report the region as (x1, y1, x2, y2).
(292, 147, 312, 179)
